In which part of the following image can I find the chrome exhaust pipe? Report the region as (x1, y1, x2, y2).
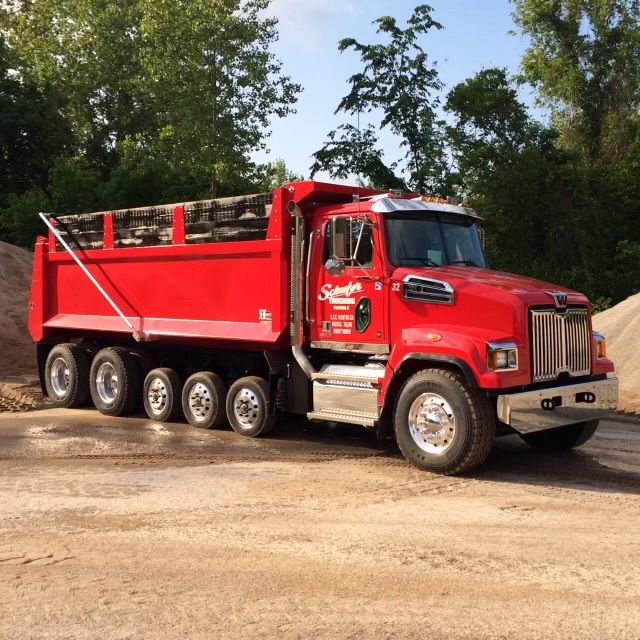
(288, 200, 316, 378)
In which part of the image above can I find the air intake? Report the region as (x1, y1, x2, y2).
(403, 275, 454, 305)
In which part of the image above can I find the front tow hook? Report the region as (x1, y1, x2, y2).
(541, 396, 563, 411)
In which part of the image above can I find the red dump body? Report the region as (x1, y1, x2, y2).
(29, 189, 289, 346)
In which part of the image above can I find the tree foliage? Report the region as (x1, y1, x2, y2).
(311, 5, 447, 192)
(1, 0, 300, 192)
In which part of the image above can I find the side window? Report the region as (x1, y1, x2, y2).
(323, 217, 373, 268)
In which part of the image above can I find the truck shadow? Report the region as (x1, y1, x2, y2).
(272, 420, 640, 495)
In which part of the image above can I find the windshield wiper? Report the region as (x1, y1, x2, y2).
(448, 259, 479, 267)
(402, 256, 440, 267)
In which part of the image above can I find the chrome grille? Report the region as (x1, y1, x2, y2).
(530, 308, 591, 382)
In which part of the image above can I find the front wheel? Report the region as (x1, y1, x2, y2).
(394, 369, 495, 474)
(520, 420, 599, 451)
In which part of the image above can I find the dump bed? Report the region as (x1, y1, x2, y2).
(28, 190, 291, 347)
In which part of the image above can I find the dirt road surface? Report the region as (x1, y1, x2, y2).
(1, 410, 639, 640)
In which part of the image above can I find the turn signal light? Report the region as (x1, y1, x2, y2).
(594, 332, 607, 358)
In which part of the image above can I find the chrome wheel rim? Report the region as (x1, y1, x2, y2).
(96, 362, 119, 405)
(233, 388, 263, 430)
(408, 392, 456, 455)
(188, 382, 214, 423)
(50, 358, 70, 398)
(147, 377, 168, 416)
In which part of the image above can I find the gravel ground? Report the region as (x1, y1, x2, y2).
(0, 409, 639, 640)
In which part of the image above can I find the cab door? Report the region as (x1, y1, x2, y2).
(309, 214, 388, 352)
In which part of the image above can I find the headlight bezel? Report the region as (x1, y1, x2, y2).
(487, 342, 519, 372)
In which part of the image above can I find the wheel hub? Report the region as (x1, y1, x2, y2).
(188, 383, 212, 422)
(50, 357, 71, 398)
(96, 362, 119, 405)
(147, 378, 168, 415)
(233, 389, 262, 430)
(408, 393, 456, 455)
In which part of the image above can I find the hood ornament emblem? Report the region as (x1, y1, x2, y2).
(546, 290, 568, 311)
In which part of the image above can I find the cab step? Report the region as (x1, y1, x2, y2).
(307, 409, 377, 427)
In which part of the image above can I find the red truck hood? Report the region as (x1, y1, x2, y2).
(392, 265, 587, 306)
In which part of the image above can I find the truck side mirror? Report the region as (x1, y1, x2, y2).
(325, 258, 346, 277)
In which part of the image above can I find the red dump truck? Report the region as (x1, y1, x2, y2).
(28, 181, 618, 473)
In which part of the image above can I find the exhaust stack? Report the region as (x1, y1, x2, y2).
(288, 200, 316, 379)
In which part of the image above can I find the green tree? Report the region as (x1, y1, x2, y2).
(3, 0, 301, 195)
(0, 188, 51, 248)
(256, 158, 304, 191)
(0, 36, 70, 205)
(512, 0, 640, 163)
(511, 0, 640, 294)
(311, 4, 447, 192)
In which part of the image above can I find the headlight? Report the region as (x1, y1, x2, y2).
(487, 343, 518, 371)
(593, 332, 607, 358)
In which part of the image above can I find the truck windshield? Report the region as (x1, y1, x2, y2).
(384, 214, 486, 268)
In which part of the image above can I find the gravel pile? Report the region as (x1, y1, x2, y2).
(0, 240, 36, 377)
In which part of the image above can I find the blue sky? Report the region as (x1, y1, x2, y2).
(257, 0, 533, 180)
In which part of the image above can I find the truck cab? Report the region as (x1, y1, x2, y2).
(289, 184, 617, 473)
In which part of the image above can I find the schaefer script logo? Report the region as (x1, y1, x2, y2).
(318, 281, 363, 304)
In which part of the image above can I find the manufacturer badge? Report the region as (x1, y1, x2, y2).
(545, 291, 568, 311)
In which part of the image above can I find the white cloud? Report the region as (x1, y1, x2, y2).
(267, 0, 359, 51)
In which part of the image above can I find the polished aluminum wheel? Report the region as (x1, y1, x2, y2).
(408, 392, 456, 455)
(49, 357, 70, 398)
(147, 377, 168, 416)
(96, 362, 119, 405)
(188, 382, 214, 423)
(232, 387, 263, 430)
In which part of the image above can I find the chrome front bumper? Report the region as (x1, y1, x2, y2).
(497, 378, 618, 434)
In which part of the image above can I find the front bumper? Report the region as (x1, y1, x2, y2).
(497, 378, 618, 434)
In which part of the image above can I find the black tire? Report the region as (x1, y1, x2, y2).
(394, 369, 495, 474)
(44, 343, 90, 408)
(521, 420, 599, 451)
(89, 347, 141, 416)
(143, 368, 183, 422)
(181, 371, 227, 429)
(226, 376, 275, 437)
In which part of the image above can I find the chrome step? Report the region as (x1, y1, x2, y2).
(307, 409, 377, 427)
(311, 363, 385, 385)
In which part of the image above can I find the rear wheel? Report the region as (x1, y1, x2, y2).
(181, 371, 227, 429)
(143, 368, 182, 422)
(89, 347, 141, 416)
(521, 420, 599, 451)
(44, 343, 90, 408)
(226, 376, 275, 437)
(394, 369, 495, 474)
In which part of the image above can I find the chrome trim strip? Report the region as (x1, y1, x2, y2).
(497, 378, 618, 434)
(310, 341, 390, 355)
